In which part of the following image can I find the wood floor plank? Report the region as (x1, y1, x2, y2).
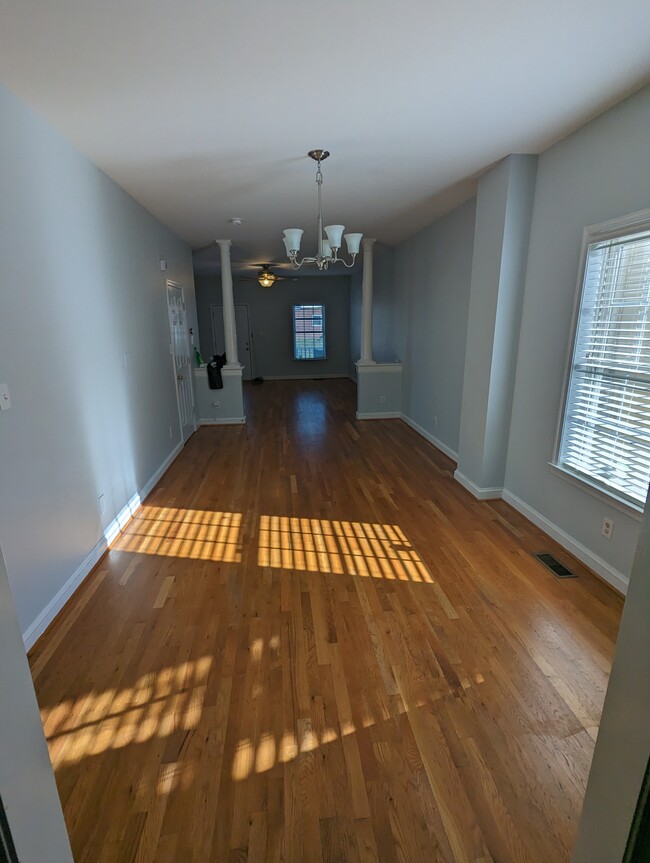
(28, 379, 623, 862)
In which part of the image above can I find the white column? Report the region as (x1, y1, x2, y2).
(359, 238, 376, 364)
(217, 239, 239, 367)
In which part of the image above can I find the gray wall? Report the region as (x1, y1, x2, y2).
(0, 544, 73, 862)
(0, 83, 196, 635)
(457, 155, 537, 491)
(573, 483, 650, 862)
(505, 85, 650, 583)
(394, 198, 476, 456)
(195, 274, 351, 378)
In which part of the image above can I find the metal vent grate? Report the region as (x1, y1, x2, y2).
(0, 796, 19, 863)
(534, 552, 576, 579)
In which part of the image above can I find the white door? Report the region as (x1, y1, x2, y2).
(210, 303, 253, 381)
(167, 283, 196, 442)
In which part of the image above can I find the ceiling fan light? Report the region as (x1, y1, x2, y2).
(344, 232, 363, 255)
(324, 224, 345, 250)
(259, 274, 275, 288)
(283, 228, 303, 253)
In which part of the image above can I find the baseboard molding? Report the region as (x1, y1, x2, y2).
(22, 441, 184, 650)
(356, 411, 401, 420)
(22, 537, 109, 651)
(502, 489, 629, 595)
(400, 414, 458, 462)
(199, 417, 246, 425)
(454, 470, 503, 500)
(140, 441, 184, 501)
(262, 374, 349, 381)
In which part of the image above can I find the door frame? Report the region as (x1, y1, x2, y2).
(210, 302, 254, 380)
(166, 280, 196, 442)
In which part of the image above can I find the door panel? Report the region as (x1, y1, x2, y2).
(167, 284, 195, 442)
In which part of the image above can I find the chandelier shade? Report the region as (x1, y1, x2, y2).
(282, 150, 362, 271)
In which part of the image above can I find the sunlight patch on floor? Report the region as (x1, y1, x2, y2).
(41, 656, 213, 766)
(113, 505, 243, 562)
(258, 515, 435, 582)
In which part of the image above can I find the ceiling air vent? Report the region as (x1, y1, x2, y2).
(534, 552, 576, 578)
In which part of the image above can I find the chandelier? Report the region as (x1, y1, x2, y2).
(282, 150, 362, 270)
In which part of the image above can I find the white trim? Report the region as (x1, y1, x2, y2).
(138, 441, 184, 501)
(355, 362, 403, 375)
(356, 411, 401, 420)
(454, 470, 503, 500)
(199, 417, 246, 425)
(502, 489, 629, 595)
(548, 462, 644, 521)
(399, 413, 458, 462)
(552, 208, 650, 470)
(22, 441, 184, 650)
(193, 366, 243, 378)
(262, 374, 349, 380)
(22, 537, 109, 651)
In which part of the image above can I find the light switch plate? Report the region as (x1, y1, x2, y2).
(0, 384, 11, 411)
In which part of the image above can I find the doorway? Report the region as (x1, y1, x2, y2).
(166, 282, 196, 443)
(210, 303, 253, 381)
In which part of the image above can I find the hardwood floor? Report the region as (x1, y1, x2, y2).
(29, 379, 623, 862)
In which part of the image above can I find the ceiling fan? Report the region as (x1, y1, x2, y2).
(238, 264, 298, 288)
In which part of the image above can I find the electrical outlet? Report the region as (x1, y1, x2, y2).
(433, 415, 438, 427)
(169, 426, 173, 439)
(602, 517, 614, 540)
(212, 401, 221, 408)
(379, 395, 386, 405)
(98, 494, 106, 515)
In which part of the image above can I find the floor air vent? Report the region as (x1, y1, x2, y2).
(534, 552, 576, 579)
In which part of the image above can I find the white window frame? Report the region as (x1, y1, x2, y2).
(552, 207, 650, 516)
(292, 303, 327, 361)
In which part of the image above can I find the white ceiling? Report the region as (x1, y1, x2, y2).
(1, 0, 649, 271)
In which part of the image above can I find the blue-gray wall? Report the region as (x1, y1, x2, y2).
(195, 273, 351, 378)
(384, 85, 650, 588)
(504, 84, 650, 585)
(0, 545, 73, 862)
(0, 83, 196, 636)
(394, 198, 476, 456)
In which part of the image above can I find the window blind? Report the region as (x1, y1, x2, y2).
(293, 304, 326, 360)
(559, 228, 650, 507)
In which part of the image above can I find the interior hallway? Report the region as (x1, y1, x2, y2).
(29, 379, 623, 862)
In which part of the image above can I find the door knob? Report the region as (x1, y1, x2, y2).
(177, 375, 183, 381)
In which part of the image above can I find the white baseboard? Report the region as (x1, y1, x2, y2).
(22, 441, 184, 650)
(502, 489, 629, 595)
(262, 374, 348, 381)
(454, 470, 503, 500)
(356, 411, 401, 420)
(140, 441, 184, 501)
(22, 538, 109, 651)
(400, 413, 458, 462)
(199, 417, 246, 425)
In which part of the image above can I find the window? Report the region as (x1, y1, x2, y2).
(293, 304, 326, 360)
(556, 213, 650, 509)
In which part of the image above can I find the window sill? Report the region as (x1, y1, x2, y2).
(548, 462, 644, 522)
